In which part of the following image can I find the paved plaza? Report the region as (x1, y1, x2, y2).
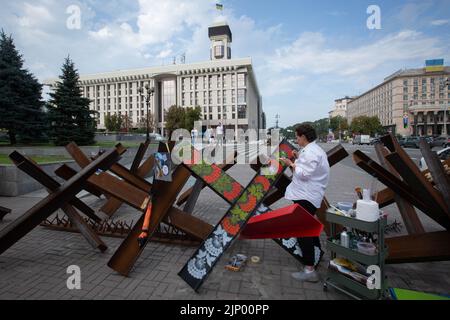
(0, 143, 449, 300)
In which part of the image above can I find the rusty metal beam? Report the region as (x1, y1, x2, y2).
(374, 143, 425, 235)
(108, 163, 152, 193)
(9, 151, 101, 224)
(371, 158, 450, 209)
(8, 152, 107, 251)
(164, 207, 213, 240)
(130, 141, 149, 173)
(61, 204, 107, 252)
(56, 164, 150, 212)
(419, 138, 450, 214)
(65, 142, 151, 214)
(386, 231, 450, 264)
(381, 134, 448, 216)
(385, 152, 449, 230)
(0, 148, 120, 256)
(55, 165, 104, 198)
(353, 150, 432, 214)
(107, 164, 191, 276)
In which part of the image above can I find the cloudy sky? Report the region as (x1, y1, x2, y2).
(1, 0, 449, 127)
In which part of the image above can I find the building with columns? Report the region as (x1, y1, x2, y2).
(347, 61, 449, 136)
(45, 22, 264, 137)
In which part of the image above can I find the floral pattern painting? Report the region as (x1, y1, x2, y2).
(179, 141, 295, 291)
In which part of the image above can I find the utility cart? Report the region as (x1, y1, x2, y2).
(323, 208, 388, 300)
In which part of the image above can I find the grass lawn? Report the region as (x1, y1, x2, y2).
(0, 154, 71, 165)
(0, 141, 156, 149)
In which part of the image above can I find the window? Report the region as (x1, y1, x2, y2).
(231, 75, 236, 88)
(217, 76, 222, 88)
(403, 80, 408, 86)
(238, 73, 246, 87)
(238, 106, 246, 119)
(238, 89, 246, 104)
(232, 90, 236, 103)
(217, 91, 221, 104)
(214, 41, 224, 58)
(160, 79, 176, 122)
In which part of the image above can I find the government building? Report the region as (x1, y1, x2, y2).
(346, 60, 450, 137)
(45, 22, 265, 137)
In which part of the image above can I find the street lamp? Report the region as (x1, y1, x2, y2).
(138, 84, 155, 142)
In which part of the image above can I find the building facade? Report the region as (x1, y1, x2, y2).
(45, 23, 264, 137)
(329, 96, 353, 119)
(347, 62, 450, 137)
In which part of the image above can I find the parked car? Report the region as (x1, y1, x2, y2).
(370, 137, 381, 145)
(419, 147, 450, 170)
(398, 137, 407, 147)
(430, 136, 450, 148)
(352, 135, 371, 145)
(403, 137, 423, 148)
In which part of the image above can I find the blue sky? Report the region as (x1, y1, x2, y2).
(1, 0, 449, 127)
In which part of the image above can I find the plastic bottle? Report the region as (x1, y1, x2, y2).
(340, 229, 349, 248)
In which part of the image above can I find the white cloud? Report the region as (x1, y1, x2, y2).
(263, 75, 305, 97)
(431, 19, 449, 26)
(88, 0, 215, 50)
(89, 26, 113, 39)
(17, 2, 54, 27)
(266, 30, 445, 77)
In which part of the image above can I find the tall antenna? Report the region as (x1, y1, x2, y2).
(275, 114, 280, 129)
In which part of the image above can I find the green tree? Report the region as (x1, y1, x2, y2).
(185, 106, 202, 131)
(329, 116, 348, 132)
(47, 57, 97, 146)
(104, 114, 123, 132)
(165, 105, 186, 137)
(312, 118, 331, 139)
(0, 30, 46, 144)
(350, 116, 383, 136)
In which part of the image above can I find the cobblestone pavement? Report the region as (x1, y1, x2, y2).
(0, 143, 449, 300)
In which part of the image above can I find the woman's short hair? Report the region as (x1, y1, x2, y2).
(295, 124, 317, 142)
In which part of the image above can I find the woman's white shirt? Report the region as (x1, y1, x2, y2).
(285, 141, 330, 208)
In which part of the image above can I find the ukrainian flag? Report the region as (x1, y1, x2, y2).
(426, 59, 444, 72)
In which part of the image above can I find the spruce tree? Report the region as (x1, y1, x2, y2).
(47, 57, 96, 146)
(0, 30, 46, 145)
